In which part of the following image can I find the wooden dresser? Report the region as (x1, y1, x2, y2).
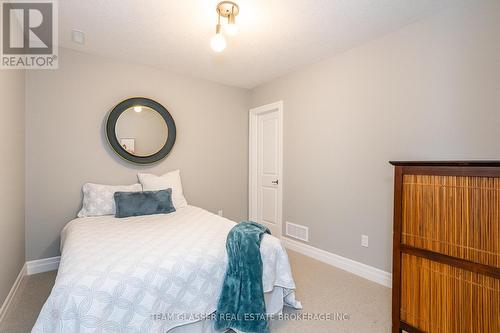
(390, 161, 500, 333)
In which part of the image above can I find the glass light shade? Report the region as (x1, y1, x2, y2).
(134, 106, 142, 113)
(210, 33, 226, 52)
(225, 23, 238, 36)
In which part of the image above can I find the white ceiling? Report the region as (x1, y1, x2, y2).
(59, 0, 470, 89)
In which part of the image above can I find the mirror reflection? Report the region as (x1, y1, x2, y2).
(115, 106, 168, 157)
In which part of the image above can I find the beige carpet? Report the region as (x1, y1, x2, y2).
(0, 250, 391, 333)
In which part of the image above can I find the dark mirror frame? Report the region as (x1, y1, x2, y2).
(106, 97, 176, 164)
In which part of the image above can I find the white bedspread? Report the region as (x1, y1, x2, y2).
(32, 206, 299, 333)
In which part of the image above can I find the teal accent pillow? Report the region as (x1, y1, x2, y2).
(114, 189, 176, 218)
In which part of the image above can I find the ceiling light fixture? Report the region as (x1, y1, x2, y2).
(210, 11, 226, 52)
(210, 1, 239, 52)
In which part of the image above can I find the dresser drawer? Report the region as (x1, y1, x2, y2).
(402, 175, 500, 268)
(401, 253, 500, 333)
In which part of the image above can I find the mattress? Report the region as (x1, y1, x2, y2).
(32, 205, 300, 333)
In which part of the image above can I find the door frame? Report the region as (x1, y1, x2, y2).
(249, 101, 283, 238)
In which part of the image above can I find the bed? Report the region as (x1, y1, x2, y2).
(32, 205, 300, 333)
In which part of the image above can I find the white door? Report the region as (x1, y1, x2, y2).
(249, 102, 283, 237)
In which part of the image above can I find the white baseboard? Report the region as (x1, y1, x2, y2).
(0, 256, 60, 323)
(282, 237, 392, 288)
(0, 263, 26, 322)
(26, 256, 60, 275)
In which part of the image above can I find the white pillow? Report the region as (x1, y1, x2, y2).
(137, 170, 188, 209)
(78, 183, 142, 217)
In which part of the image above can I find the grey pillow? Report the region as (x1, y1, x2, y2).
(78, 183, 142, 217)
(114, 189, 176, 218)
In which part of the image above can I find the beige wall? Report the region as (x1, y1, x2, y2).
(251, 1, 500, 271)
(0, 70, 25, 305)
(26, 48, 250, 260)
(24, 1, 500, 271)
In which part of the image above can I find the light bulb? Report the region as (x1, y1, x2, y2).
(210, 33, 226, 52)
(134, 106, 142, 113)
(225, 23, 238, 36)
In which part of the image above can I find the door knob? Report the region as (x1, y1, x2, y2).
(272, 180, 279, 185)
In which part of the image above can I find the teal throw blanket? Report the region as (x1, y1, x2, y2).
(215, 221, 270, 333)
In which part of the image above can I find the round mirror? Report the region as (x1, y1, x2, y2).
(115, 106, 168, 156)
(106, 98, 176, 164)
